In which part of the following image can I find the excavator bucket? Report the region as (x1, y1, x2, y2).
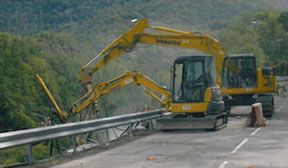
(156, 113, 227, 131)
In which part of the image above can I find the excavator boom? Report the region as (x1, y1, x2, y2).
(79, 19, 227, 86)
(79, 19, 149, 84)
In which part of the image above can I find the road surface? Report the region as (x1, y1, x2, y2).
(34, 92, 287, 168)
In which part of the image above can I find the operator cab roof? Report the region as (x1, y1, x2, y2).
(174, 55, 213, 63)
(227, 53, 255, 58)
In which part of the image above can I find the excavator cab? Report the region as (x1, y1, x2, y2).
(222, 54, 257, 89)
(171, 55, 224, 114)
(221, 53, 276, 117)
(173, 56, 216, 103)
(156, 55, 227, 130)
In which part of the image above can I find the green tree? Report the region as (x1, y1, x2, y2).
(278, 11, 288, 32)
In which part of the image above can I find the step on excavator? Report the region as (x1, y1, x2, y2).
(37, 19, 232, 130)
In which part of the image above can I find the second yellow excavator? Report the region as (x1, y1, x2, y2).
(221, 53, 276, 117)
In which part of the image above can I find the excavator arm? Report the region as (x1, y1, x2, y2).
(73, 71, 171, 115)
(79, 19, 227, 86)
(37, 72, 171, 122)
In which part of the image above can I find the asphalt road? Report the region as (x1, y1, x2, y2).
(48, 93, 287, 168)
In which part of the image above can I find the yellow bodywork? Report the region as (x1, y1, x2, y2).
(171, 103, 209, 113)
(221, 68, 276, 95)
(171, 87, 212, 113)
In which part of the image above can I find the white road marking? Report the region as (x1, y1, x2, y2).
(250, 114, 272, 136)
(250, 127, 261, 136)
(218, 161, 228, 168)
(276, 104, 284, 113)
(219, 101, 286, 165)
(231, 138, 248, 154)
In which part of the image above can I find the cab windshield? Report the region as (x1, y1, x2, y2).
(173, 57, 215, 103)
(222, 56, 256, 88)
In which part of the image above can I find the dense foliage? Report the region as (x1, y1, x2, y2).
(220, 12, 288, 74)
(0, 0, 274, 52)
(0, 32, 82, 132)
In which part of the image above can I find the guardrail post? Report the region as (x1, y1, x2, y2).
(103, 102, 110, 145)
(105, 129, 110, 144)
(129, 124, 133, 137)
(149, 120, 153, 131)
(72, 136, 77, 153)
(27, 144, 33, 163)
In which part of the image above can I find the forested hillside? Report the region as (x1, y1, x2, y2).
(0, 32, 83, 131)
(220, 11, 288, 74)
(0, 0, 275, 57)
(0, 0, 271, 36)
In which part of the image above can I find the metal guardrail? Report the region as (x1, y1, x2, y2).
(0, 109, 165, 165)
(0, 109, 164, 150)
(277, 76, 288, 83)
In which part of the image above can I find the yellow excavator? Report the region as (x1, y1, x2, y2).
(37, 18, 228, 130)
(221, 53, 276, 117)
